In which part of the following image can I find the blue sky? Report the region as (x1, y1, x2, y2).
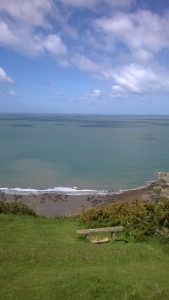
(0, 0, 169, 114)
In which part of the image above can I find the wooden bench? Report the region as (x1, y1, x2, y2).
(76, 226, 123, 241)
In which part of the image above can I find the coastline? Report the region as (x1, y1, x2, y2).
(1, 172, 168, 217)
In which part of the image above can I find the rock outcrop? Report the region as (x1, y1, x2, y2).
(152, 173, 169, 200)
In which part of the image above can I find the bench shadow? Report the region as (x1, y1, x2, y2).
(115, 239, 129, 243)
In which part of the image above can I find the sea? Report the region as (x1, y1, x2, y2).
(0, 113, 169, 195)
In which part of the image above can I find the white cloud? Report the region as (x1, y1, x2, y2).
(71, 53, 116, 81)
(59, 0, 96, 8)
(133, 49, 153, 63)
(59, 0, 133, 8)
(0, 21, 18, 47)
(43, 34, 67, 56)
(71, 53, 100, 73)
(94, 10, 169, 53)
(112, 85, 124, 94)
(92, 89, 101, 97)
(0, 67, 13, 83)
(79, 88, 103, 104)
(0, 19, 67, 58)
(112, 64, 169, 95)
(0, 0, 53, 27)
(107, 0, 134, 8)
(0, 1, 67, 60)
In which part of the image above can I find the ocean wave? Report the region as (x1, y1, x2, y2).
(0, 186, 108, 196)
(0, 180, 156, 196)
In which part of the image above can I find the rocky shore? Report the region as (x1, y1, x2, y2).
(1, 173, 169, 217)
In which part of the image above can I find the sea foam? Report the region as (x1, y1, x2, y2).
(0, 180, 154, 196)
(0, 186, 107, 196)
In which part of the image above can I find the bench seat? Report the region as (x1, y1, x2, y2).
(76, 226, 123, 240)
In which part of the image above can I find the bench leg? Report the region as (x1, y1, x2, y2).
(111, 232, 116, 241)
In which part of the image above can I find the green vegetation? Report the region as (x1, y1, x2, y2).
(0, 213, 169, 300)
(0, 200, 36, 216)
(81, 200, 169, 241)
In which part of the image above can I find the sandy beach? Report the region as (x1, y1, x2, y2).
(0, 179, 162, 217)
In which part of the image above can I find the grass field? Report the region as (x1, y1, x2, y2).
(0, 214, 169, 300)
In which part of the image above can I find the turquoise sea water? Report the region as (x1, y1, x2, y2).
(0, 114, 169, 193)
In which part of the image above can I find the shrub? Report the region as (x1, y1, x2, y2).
(0, 200, 36, 216)
(80, 199, 169, 240)
(156, 199, 169, 228)
(156, 227, 169, 244)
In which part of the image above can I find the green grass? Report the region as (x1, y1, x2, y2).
(0, 214, 169, 300)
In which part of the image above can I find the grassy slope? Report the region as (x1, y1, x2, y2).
(0, 214, 169, 300)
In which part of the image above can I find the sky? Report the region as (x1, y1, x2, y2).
(0, 0, 169, 114)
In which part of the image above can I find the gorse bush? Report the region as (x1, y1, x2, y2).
(156, 199, 169, 228)
(0, 200, 36, 216)
(80, 200, 169, 240)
